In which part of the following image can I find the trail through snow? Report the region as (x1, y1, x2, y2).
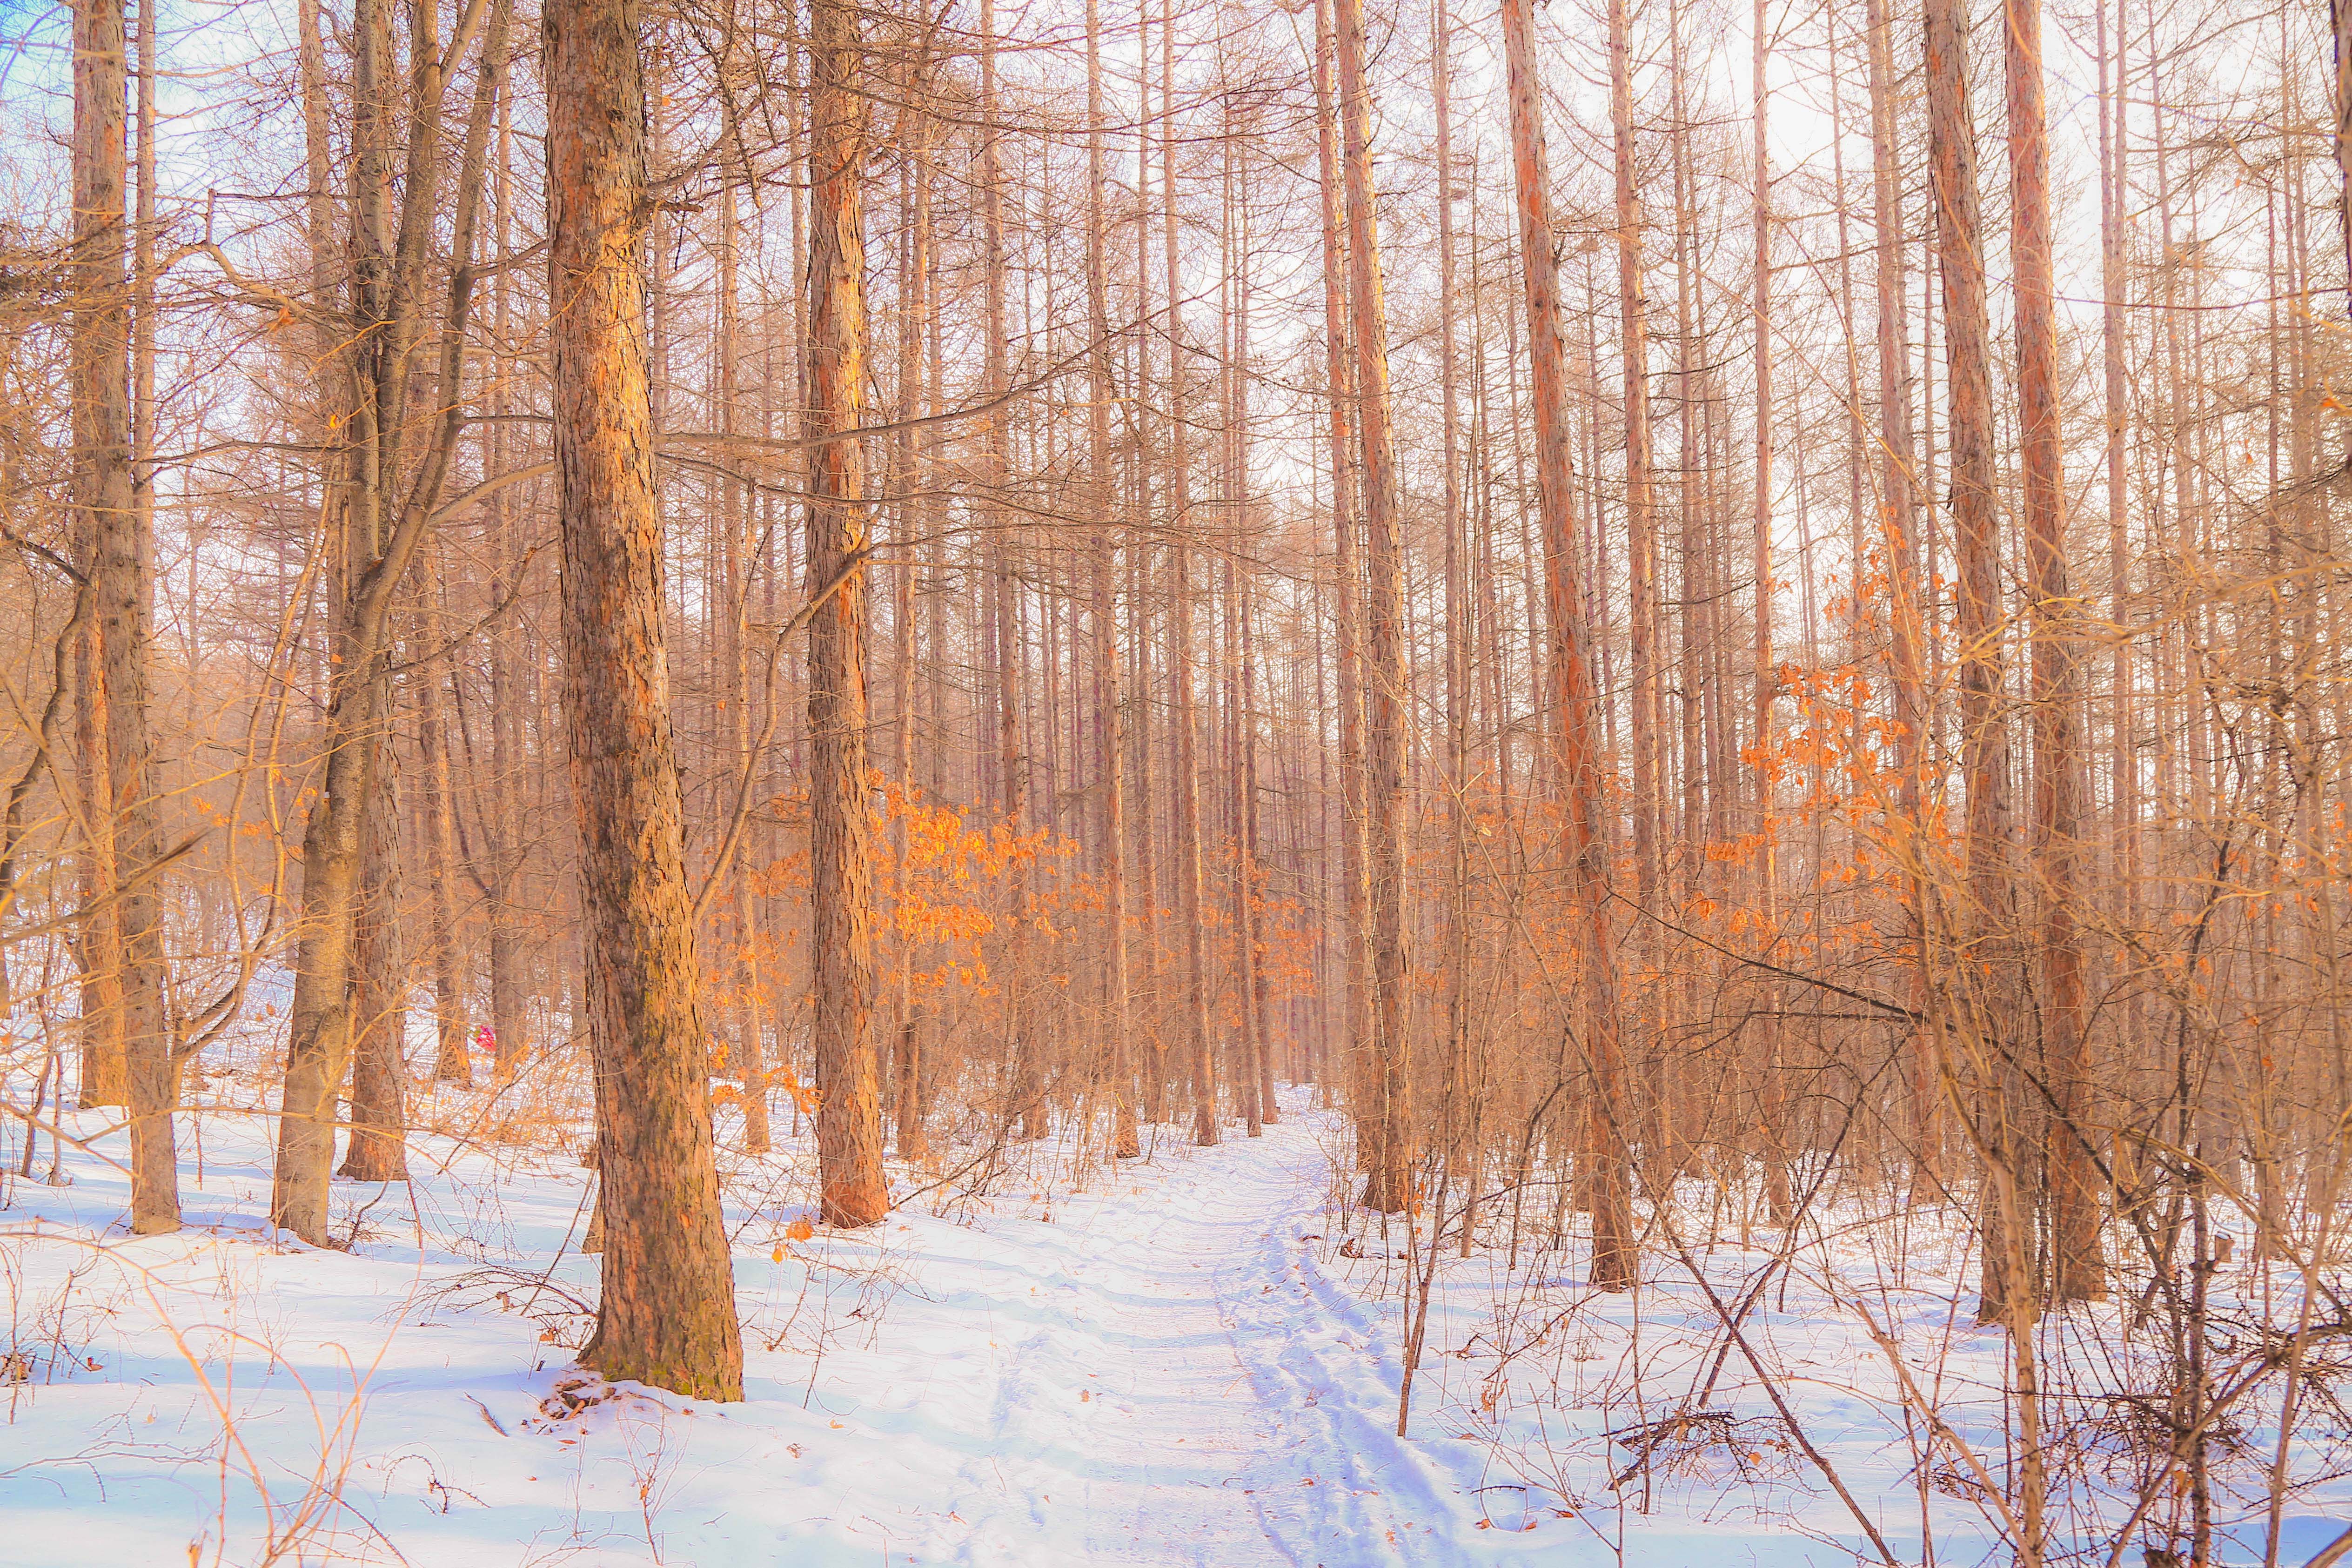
(944, 1119, 1393, 1566)
(788, 1110, 1517, 1567)
(0, 1092, 1546, 1567)
(26, 1075, 2336, 1565)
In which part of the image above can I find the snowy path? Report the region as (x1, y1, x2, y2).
(11, 1085, 2331, 1565)
(972, 1159, 1307, 1562)
(2, 1094, 1544, 1567)
(930, 1115, 1436, 1567)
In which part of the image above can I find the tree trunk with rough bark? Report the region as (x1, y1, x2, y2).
(1086, 0, 1139, 1159)
(1503, 0, 1635, 1287)
(76, 0, 175, 1232)
(339, 777, 410, 1182)
(1863, 0, 1936, 1203)
(804, 0, 890, 1228)
(419, 549, 472, 1087)
(1746, 0, 1792, 1230)
(1311, 0, 1372, 1173)
(545, 0, 744, 1397)
(2005, 0, 2101, 1310)
(1333, 0, 1410, 1215)
(1924, 0, 2026, 1344)
(1163, 0, 1218, 1149)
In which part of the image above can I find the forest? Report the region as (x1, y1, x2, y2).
(1, 0, 2347, 1556)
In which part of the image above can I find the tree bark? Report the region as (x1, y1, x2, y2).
(1615, 0, 1664, 1201)
(419, 548, 472, 1087)
(270, 0, 389, 1244)
(1746, 0, 1792, 1229)
(1164, 0, 1218, 1148)
(1434, 0, 1473, 1206)
(2005, 0, 2100, 1309)
(976, 0, 1043, 1145)
(273, 0, 485, 1243)
(1924, 0, 2027, 1342)
(804, 0, 890, 1227)
(76, 0, 175, 1231)
(1502, 0, 1635, 1287)
(338, 774, 410, 1182)
(1311, 0, 1372, 1173)
(1997, 0, 2066, 1544)
(2333, 0, 2352, 309)
(545, 0, 744, 1397)
(892, 10, 937, 1164)
(72, 380, 124, 1115)
(1863, 0, 1936, 1202)
(1333, 0, 1411, 1214)
(1087, 0, 1139, 1159)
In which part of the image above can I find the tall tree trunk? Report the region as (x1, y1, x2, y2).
(1222, 114, 1267, 1139)
(1746, 0, 1791, 1228)
(76, 0, 174, 1231)
(804, 0, 890, 1226)
(1312, 0, 1372, 1173)
(412, 0, 505, 1098)
(483, 69, 529, 1087)
(339, 773, 410, 1182)
(1129, 9, 1166, 1125)
(1084, 0, 1137, 1160)
(545, 0, 744, 1396)
(72, 427, 124, 1114)
(1614, 0, 1663, 1203)
(343, 0, 510, 1152)
(1434, 0, 1474, 1210)
(978, 0, 1041, 1144)
(352, 0, 497, 1156)
(419, 548, 472, 1087)
(2005, 0, 2100, 1308)
(713, 164, 774, 1158)
(1243, 573, 1276, 1126)
(2000, 0, 2065, 1546)
(892, 13, 937, 1163)
(1503, 0, 1635, 1287)
(1924, 0, 2027, 1342)
(1863, 0, 1935, 1201)
(485, 503, 529, 1084)
(272, 0, 391, 1243)
(1665, 0, 1707, 1178)
(2096, 0, 2137, 1114)
(2333, 0, 2352, 308)
(276, 0, 506, 1233)
(1333, 0, 1411, 1215)
(1164, 0, 1218, 1148)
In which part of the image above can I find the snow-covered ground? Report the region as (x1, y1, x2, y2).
(0, 1083, 1546, 1567)
(3, 1075, 2346, 1566)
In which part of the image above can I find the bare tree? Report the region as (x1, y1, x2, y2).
(545, 0, 744, 1396)
(804, 0, 889, 1227)
(1333, 0, 1410, 1213)
(2004, 0, 2101, 1308)
(74, 0, 174, 1233)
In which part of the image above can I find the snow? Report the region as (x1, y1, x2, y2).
(0, 1083, 1542, 1566)
(4, 1077, 2346, 1566)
